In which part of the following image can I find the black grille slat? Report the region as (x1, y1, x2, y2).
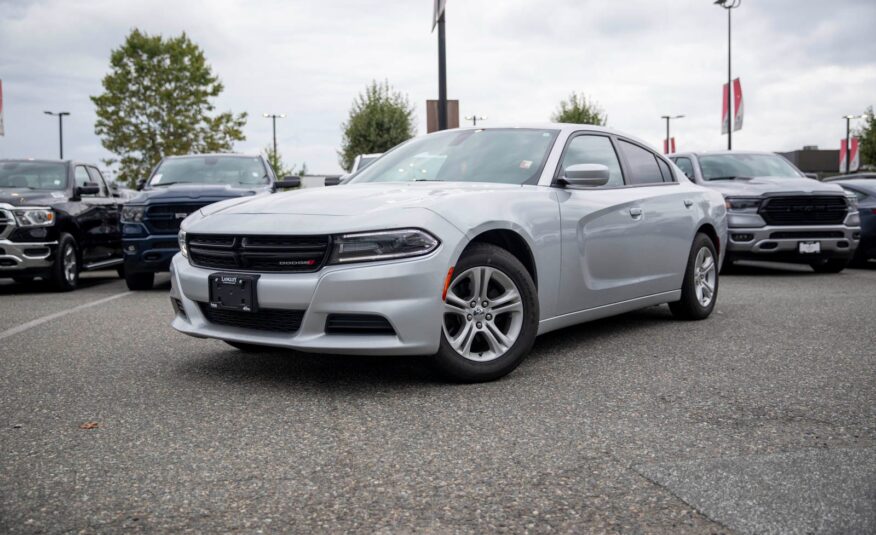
(199, 303, 304, 332)
(759, 196, 847, 226)
(188, 233, 330, 272)
(769, 231, 845, 239)
(145, 203, 211, 234)
(325, 314, 396, 335)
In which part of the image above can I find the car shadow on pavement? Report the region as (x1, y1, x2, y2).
(0, 273, 119, 295)
(725, 261, 819, 276)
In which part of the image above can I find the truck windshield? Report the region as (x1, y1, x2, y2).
(0, 162, 67, 190)
(349, 129, 559, 185)
(149, 156, 268, 187)
(699, 154, 804, 180)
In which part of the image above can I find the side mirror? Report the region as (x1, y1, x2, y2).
(76, 182, 101, 196)
(560, 164, 611, 187)
(804, 172, 819, 180)
(136, 179, 147, 191)
(324, 176, 341, 186)
(274, 176, 301, 189)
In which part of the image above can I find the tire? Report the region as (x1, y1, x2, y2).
(125, 271, 154, 290)
(49, 233, 80, 292)
(116, 265, 125, 278)
(430, 243, 539, 383)
(224, 340, 275, 353)
(810, 258, 848, 274)
(669, 233, 719, 320)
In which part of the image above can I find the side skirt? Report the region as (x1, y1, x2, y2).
(537, 290, 682, 336)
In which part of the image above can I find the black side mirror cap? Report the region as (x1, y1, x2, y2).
(324, 176, 341, 186)
(136, 179, 147, 191)
(76, 183, 101, 196)
(275, 176, 301, 189)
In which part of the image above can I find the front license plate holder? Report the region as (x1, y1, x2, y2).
(798, 241, 821, 254)
(208, 273, 260, 312)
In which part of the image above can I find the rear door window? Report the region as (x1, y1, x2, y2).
(618, 140, 663, 185)
(673, 157, 695, 179)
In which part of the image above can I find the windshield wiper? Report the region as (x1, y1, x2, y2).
(151, 181, 194, 187)
(709, 176, 751, 181)
(413, 179, 444, 182)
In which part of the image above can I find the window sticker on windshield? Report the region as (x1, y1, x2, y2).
(252, 171, 259, 177)
(152, 174, 162, 183)
(52, 192, 65, 198)
(519, 160, 533, 169)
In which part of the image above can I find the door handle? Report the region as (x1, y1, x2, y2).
(629, 207, 643, 219)
(684, 199, 694, 208)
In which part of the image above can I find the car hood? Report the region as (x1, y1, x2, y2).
(201, 182, 523, 217)
(0, 188, 67, 206)
(703, 176, 846, 197)
(127, 184, 265, 204)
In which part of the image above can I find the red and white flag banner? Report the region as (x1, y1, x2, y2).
(850, 137, 860, 172)
(663, 138, 676, 154)
(0, 79, 5, 137)
(721, 83, 730, 135)
(839, 138, 848, 173)
(732, 78, 743, 132)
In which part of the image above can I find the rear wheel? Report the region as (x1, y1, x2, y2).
(224, 341, 275, 353)
(49, 233, 79, 292)
(810, 258, 848, 273)
(669, 233, 718, 320)
(431, 243, 538, 383)
(125, 271, 154, 291)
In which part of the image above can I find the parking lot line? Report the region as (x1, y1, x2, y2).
(0, 291, 132, 342)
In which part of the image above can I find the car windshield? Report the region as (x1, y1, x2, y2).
(0, 162, 68, 190)
(349, 129, 559, 185)
(149, 156, 268, 187)
(699, 153, 804, 180)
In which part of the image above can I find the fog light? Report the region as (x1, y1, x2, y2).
(731, 233, 754, 242)
(125, 245, 137, 253)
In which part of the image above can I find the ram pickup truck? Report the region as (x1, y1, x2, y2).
(0, 159, 123, 290)
(671, 151, 860, 273)
(121, 154, 298, 290)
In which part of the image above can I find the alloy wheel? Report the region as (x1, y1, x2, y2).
(693, 247, 716, 307)
(63, 243, 77, 284)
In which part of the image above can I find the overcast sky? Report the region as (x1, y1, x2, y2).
(1, 0, 874, 176)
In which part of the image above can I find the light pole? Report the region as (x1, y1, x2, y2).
(843, 114, 871, 174)
(262, 113, 285, 159)
(464, 115, 487, 126)
(660, 115, 684, 154)
(44, 111, 70, 159)
(714, 0, 741, 150)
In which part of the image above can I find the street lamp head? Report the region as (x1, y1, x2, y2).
(714, 0, 741, 8)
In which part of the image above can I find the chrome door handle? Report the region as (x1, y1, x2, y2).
(684, 199, 694, 208)
(629, 207, 643, 219)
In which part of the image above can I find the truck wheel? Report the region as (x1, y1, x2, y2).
(125, 272, 154, 290)
(430, 243, 539, 383)
(810, 258, 848, 274)
(116, 265, 125, 278)
(49, 233, 80, 292)
(669, 233, 718, 320)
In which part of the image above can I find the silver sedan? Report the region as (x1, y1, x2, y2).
(170, 125, 728, 382)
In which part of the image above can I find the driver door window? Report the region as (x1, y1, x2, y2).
(74, 166, 98, 197)
(86, 167, 109, 197)
(558, 134, 624, 186)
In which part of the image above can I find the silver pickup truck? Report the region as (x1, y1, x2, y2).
(671, 151, 860, 273)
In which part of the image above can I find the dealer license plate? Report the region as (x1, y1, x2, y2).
(798, 241, 821, 254)
(208, 273, 260, 312)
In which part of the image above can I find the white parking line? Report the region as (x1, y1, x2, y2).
(0, 291, 132, 342)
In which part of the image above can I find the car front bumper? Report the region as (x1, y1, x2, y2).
(169, 247, 454, 356)
(725, 224, 860, 262)
(0, 239, 57, 273)
(123, 234, 179, 274)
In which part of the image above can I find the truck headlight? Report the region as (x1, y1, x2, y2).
(724, 197, 761, 212)
(121, 205, 145, 222)
(13, 208, 55, 227)
(328, 229, 439, 264)
(178, 230, 188, 258)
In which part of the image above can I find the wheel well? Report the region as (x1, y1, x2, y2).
(465, 229, 537, 288)
(697, 224, 720, 254)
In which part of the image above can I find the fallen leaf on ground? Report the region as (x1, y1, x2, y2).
(79, 422, 99, 430)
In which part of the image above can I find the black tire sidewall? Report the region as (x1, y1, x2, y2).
(672, 233, 718, 320)
(125, 272, 155, 291)
(51, 233, 79, 291)
(432, 243, 539, 382)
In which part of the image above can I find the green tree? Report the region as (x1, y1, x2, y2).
(338, 80, 415, 172)
(264, 145, 307, 178)
(91, 29, 247, 187)
(856, 106, 876, 169)
(551, 92, 607, 125)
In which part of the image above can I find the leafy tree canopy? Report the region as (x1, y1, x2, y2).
(551, 92, 607, 126)
(264, 145, 306, 178)
(91, 29, 247, 186)
(856, 106, 876, 169)
(338, 80, 415, 172)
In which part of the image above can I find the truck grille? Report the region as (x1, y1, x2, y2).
(759, 196, 848, 226)
(187, 234, 331, 272)
(0, 209, 11, 237)
(199, 303, 304, 332)
(145, 203, 211, 234)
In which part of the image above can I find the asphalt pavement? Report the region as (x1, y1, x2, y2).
(1, 262, 874, 533)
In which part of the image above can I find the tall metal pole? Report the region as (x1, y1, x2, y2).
(272, 116, 277, 158)
(846, 116, 851, 175)
(437, 12, 448, 131)
(58, 114, 64, 159)
(665, 117, 670, 153)
(727, 7, 732, 150)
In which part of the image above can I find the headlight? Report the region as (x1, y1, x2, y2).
(844, 192, 858, 211)
(121, 205, 145, 222)
(328, 228, 439, 264)
(13, 208, 54, 227)
(724, 197, 761, 212)
(178, 230, 188, 258)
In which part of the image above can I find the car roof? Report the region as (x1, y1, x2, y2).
(831, 178, 876, 192)
(163, 153, 260, 160)
(670, 150, 781, 158)
(823, 172, 876, 182)
(435, 124, 663, 155)
(0, 158, 72, 164)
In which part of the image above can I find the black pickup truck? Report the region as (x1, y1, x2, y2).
(121, 154, 299, 290)
(0, 159, 124, 290)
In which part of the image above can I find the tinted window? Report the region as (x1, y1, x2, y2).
(559, 135, 624, 186)
(618, 140, 663, 185)
(0, 161, 67, 190)
(656, 158, 674, 182)
(74, 166, 91, 187)
(87, 167, 108, 197)
(149, 156, 268, 188)
(698, 153, 804, 180)
(674, 157, 695, 179)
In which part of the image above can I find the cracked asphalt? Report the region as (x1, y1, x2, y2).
(1, 261, 874, 533)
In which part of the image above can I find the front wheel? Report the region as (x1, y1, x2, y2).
(125, 272, 154, 291)
(431, 243, 539, 383)
(669, 233, 718, 320)
(49, 233, 80, 292)
(810, 258, 848, 273)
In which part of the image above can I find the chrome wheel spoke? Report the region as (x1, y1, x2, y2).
(450, 321, 476, 354)
(491, 290, 522, 313)
(445, 293, 468, 314)
(484, 322, 512, 353)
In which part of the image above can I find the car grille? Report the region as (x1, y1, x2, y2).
(0, 209, 12, 237)
(145, 203, 211, 234)
(199, 303, 304, 333)
(325, 314, 396, 335)
(187, 234, 331, 272)
(769, 231, 845, 239)
(759, 196, 848, 226)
